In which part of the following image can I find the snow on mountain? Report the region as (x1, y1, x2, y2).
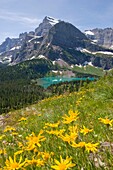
(85, 30, 94, 35)
(35, 16, 60, 37)
(46, 16, 60, 26)
(28, 36, 42, 43)
(38, 55, 47, 59)
(80, 48, 113, 56)
(92, 51, 113, 55)
(9, 46, 21, 51)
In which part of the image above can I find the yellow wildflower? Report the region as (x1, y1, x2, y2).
(0, 135, 5, 140)
(60, 125, 78, 144)
(0, 149, 6, 155)
(25, 157, 44, 167)
(80, 126, 93, 135)
(4, 126, 16, 133)
(11, 132, 18, 136)
(4, 155, 25, 170)
(60, 133, 77, 144)
(38, 114, 41, 117)
(42, 152, 51, 161)
(51, 155, 76, 170)
(46, 129, 65, 136)
(45, 121, 60, 128)
(85, 142, 99, 153)
(71, 142, 86, 148)
(26, 130, 46, 150)
(62, 110, 79, 124)
(68, 125, 78, 133)
(18, 142, 23, 148)
(18, 117, 27, 122)
(98, 117, 113, 126)
(14, 150, 23, 156)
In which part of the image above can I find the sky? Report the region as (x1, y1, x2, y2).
(0, 0, 113, 44)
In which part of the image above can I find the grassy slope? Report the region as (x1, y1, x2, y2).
(0, 71, 113, 169)
(72, 65, 105, 77)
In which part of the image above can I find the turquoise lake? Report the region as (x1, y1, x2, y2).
(37, 76, 96, 88)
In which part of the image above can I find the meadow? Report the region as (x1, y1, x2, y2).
(0, 70, 113, 169)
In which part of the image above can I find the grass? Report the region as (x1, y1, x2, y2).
(72, 65, 105, 77)
(0, 71, 113, 169)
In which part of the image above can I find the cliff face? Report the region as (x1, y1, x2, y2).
(85, 28, 113, 49)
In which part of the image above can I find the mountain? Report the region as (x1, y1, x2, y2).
(0, 16, 113, 69)
(85, 28, 113, 49)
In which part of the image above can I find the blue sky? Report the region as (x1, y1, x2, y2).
(0, 0, 113, 44)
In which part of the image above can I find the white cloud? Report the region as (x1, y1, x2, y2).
(0, 10, 41, 27)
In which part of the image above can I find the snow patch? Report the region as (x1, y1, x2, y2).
(92, 51, 113, 55)
(85, 30, 94, 35)
(34, 41, 40, 44)
(0, 59, 3, 63)
(10, 46, 21, 51)
(71, 65, 74, 68)
(28, 36, 42, 42)
(46, 16, 59, 26)
(38, 55, 47, 59)
(92, 39, 98, 43)
(87, 61, 93, 66)
(75, 64, 82, 68)
(81, 49, 91, 53)
(52, 61, 56, 65)
(109, 45, 113, 49)
(52, 70, 58, 73)
(30, 56, 35, 60)
(81, 48, 113, 56)
(46, 43, 50, 48)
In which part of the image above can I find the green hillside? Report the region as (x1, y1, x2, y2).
(0, 70, 113, 169)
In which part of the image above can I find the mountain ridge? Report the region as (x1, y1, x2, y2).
(0, 16, 113, 69)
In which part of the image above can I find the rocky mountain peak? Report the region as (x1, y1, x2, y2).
(35, 16, 60, 37)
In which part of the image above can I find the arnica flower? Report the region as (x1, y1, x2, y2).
(0, 135, 5, 140)
(80, 126, 93, 135)
(42, 152, 51, 161)
(25, 157, 44, 167)
(18, 117, 27, 122)
(85, 142, 99, 153)
(60, 132, 78, 144)
(71, 141, 86, 148)
(4, 126, 16, 133)
(45, 121, 60, 128)
(26, 130, 46, 150)
(98, 117, 113, 126)
(14, 150, 23, 156)
(4, 155, 25, 170)
(51, 155, 76, 170)
(62, 110, 79, 124)
(0, 149, 6, 155)
(11, 132, 18, 136)
(46, 129, 65, 136)
(60, 125, 78, 144)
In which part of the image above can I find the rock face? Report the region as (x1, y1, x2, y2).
(0, 16, 113, 69)
(85, 28, 113, 49)
(35, 16, 60, 37)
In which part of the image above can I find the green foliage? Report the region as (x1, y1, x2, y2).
(72, 65, 105, 77)
(1, 70, 113, 169)
(0, 80, 46, 114)
(0, 59, 54, 81)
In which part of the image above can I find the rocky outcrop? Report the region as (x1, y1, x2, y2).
(35, 16, 60, 37)
(85, 28, 113, 49)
